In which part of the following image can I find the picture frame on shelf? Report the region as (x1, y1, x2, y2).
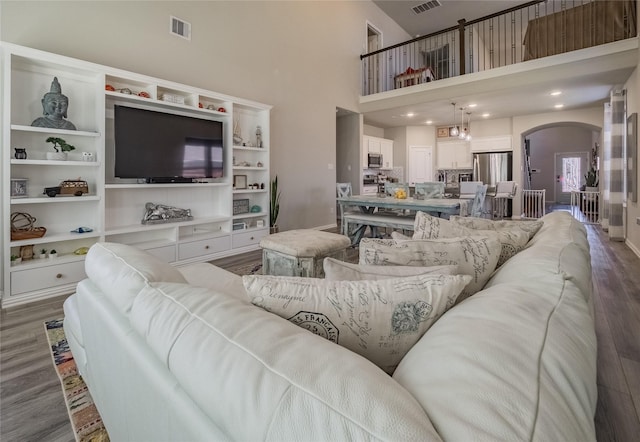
(233, 198, 250, 215)
(10, 178, 28, 198)
(233, 175, 247, 189)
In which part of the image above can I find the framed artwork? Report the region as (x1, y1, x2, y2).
(437, 127, 449, 138)
(627, 113, 637, 203)
(233, 198, 250, 215)
(10, 178, 28, 198)
(233, 175, 247, 190)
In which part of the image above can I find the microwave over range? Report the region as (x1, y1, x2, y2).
(368, 153, 382, 168)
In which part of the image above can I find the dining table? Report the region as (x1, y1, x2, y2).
(336, 194, 470, 244)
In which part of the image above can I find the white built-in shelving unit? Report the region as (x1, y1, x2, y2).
(1, 42, 271, 307)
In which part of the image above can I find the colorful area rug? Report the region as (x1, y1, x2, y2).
(44, 319, 110, 442)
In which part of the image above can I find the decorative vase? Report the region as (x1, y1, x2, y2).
(46, 152, 67, 161)
(14, 148, 27, 159)
(270, 225, 279, 234)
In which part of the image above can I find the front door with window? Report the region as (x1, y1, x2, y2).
(555, 152, 588, 204)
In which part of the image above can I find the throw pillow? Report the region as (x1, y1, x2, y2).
(323, 257, 459, 281)
(412, 211, 530, 267)
(243, 273, 472, 375)
(449, 215, 543, 241)
(359, 235, 501, 300)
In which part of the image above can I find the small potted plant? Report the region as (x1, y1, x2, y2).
(10, 254, 21, 266)
(39, 248, 47, 259)
(49, 249, 58, 259)
(45, 137, 75, 160)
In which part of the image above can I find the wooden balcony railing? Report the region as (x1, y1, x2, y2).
(361, 0, 637, 96)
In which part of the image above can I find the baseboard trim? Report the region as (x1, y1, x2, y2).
(625, 238, 640, 259)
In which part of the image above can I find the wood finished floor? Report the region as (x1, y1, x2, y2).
(1, 224, 639, 441)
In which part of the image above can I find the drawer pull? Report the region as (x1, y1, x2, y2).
(205, 245, 210, 249)
(56, 273, 63, 279)
(250, 236, 254, 240)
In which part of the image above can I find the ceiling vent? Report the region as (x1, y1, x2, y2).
(170, 16, 191, 40)
(411, 1, 442, 15)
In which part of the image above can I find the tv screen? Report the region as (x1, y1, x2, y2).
(114, 105, 224, 180)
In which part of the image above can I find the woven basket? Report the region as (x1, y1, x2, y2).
(10, 212, 47, 240)
(11, 227, 47, 241)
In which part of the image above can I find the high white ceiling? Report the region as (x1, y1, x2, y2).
(363, 1, 638, 129)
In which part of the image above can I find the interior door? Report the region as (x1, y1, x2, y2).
(555, 152, 588, 204)
(408, 146, 433, 185)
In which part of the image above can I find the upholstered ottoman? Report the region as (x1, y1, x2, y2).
(260, 229, 351, 278)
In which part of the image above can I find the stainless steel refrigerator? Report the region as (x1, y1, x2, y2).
(473, 151, 513, 215)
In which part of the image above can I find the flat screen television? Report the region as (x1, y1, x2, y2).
(114, 105, 224, 182)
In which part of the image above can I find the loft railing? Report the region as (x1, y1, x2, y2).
(361, 0, 638, 96)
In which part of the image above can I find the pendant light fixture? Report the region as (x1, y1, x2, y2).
(465, 112, 472, 141)
(458, 107, 466, 140)
(450, 103, 459, 137)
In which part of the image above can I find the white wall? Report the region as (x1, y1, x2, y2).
(527, 126, 598, 201)
(513, 106, 605, 215)
(336, 112, 363, 195)
(0, 1, 410, 231)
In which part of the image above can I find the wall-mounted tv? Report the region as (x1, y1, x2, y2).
(114, 105, 224, 182)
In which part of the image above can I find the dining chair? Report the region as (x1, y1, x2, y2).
(493, 181, 517, 219)
(415, 182, 445, 199)
(336, 182, 360, 235)
(384, 182, 410, 198)
(459, 181, 484, 199)
(469, 184, 488, 217)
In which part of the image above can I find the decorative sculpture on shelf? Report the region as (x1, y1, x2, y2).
(31, 77, 77, 130)
(141, 202, 193, 225)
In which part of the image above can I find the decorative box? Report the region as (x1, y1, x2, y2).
(233, 199, 250, 215)
(10, 178, 28, 198)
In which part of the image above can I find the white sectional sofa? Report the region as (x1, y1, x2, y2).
(63, 211, 597, 441)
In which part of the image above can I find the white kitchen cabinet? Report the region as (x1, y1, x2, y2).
(436, 140, 472, 169)
(363, 135, 393, 169)
(470, 135, 512, 152)
(380, 139, 394, 169)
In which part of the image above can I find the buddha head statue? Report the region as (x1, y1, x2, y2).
(32, 77, 76, 130)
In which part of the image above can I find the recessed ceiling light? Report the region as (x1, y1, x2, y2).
(468, 103, 477, 108)
(554, 104, 564, 109)
(550, 91, 562, 96)
(406, 112, 415, 117)
(425, 120, 433, 125)
(482, 113, 490, 118)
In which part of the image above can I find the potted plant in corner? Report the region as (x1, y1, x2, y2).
(46, 137, 75, 160)
(270, 175, 281, 234)
(584, 167, 599, 192)
(49, 249, 58, 259)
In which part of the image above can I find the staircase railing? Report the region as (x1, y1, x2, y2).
(361, 0, 637, 96)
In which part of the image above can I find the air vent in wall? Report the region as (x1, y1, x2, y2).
(170, 16, 191, 40)
(412, 0, 442, 15)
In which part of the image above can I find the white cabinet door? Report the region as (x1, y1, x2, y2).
(470, 135, 512, 152)
(367, 137, 381, 153)
(455, 143, 472, 168)
(437, 140, 471, 169)
(380, 139, 393, 169)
